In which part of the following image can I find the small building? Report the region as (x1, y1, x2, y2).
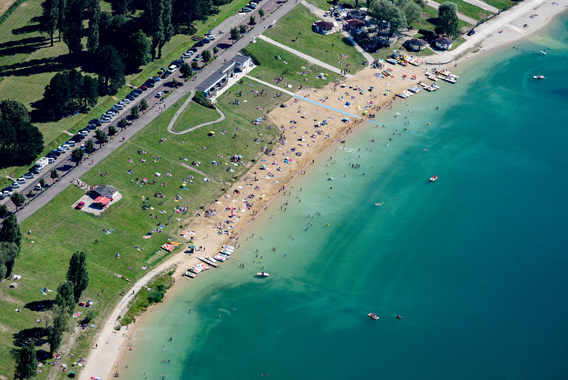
(405, 38, 428, 52)
(312, 20, 336, 35)
(346, 9, 367, 20)
(93, 196, 112, 209)
(344, 19, 366, 33)
(434, 37, 454, 50)
(197, 53, 253, 98)
(92, 185, 118, 199)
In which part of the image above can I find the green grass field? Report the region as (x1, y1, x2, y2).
(244, 39, 341, 90)
(412, 5, 471, 33)
(264, 5, 366, 73)
(0, 76, 287, 378)
(0, 0, 251, 187)
(481, 0, 514, 10)
(170, 100, 222, 132)
(444, 0, 493, 21)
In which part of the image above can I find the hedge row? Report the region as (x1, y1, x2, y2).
(0, 0, 28, 26)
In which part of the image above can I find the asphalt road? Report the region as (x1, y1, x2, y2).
(3, 0, 300, 223)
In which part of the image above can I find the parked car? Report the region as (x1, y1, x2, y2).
(23, 173, 34, 179)
(76, 201, 85, 209)
(140, 86, 148, 91)
(467, 29, 476, 36)
(193, 54, 202, 61)
(156, 91, 165, 98)
(206, 34, 216, 40)
(172, 59, 184, 66)
(114, 104, 124, 110)
(241, 7, 252, 12)
(133, 89, 143, 95)
(34, 184, 42, 191)
(100, 118, 111, 123)
(67, 140, 76, 147)
(90, 119, 102, 126)
(2, 189, 13, 196)
(80, 130, 89, 137)
(248, 2, 256, 8)
(11, 182, 20, 188)
(182, 52, 192, 58)
(0, 194, 5, 200)
(145, 81, 155, 88)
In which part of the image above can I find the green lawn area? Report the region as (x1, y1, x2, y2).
(243, 39, 341, 90)
(0, 0, 251, 186)
(412, 5, 471, 34)
(170, 100, 222, 133)
(0, 77, 287, 378)
(445, 0, 493, 21)
(264, 5, 366, 73)
(306, 0, 363, 11)
(481, 0, 514, 10)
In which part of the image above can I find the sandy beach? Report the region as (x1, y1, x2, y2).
(78, 1, 568, 378)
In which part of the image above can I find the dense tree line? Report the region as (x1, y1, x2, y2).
(41, 69, 99, 119)
(0, 100, 43, 168)
(369, 0, 423, 35)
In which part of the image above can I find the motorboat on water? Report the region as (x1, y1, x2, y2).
(368, 313, 379, 320)
(185, 271, 196, 278)
(533, 75, 545, 80)
(540, 49, 547, 55)
(256, 272, 269, 277)
(429, 175, 438, 182)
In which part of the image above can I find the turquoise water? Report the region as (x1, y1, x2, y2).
(121, 14, 568, 380)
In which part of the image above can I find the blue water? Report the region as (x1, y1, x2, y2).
(122, 14, 568, 380)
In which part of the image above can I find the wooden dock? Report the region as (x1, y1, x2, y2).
(197, 256, 218, 268)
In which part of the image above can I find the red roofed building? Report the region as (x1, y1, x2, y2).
(93, 196, 112, 208)
(312, 20, 336, 35)
(344, 19, 366, 33)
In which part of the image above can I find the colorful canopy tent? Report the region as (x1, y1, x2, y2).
(93, 196, 111, 208)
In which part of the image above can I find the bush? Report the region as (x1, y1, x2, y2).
(147, 290, 165, 303)
(82, 310, 96, 324)
(193, 91, 215, 109)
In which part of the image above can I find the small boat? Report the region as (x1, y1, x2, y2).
(540, 49, 546, 55)
(533, 75, 545, 80)
(368, 313, 379, 320)
(184, 271, 196, 278)
(429, 175, 438, 182)
(386, 58, 397, 65)
(374, 202, 383, 206)
(256, 272, 269, 277)
(408, 86, 421, 93)
(396, 315, 402, 319)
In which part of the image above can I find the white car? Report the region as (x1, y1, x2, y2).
(206, 34, 216, 40)
(156, 92, 165, 98)
(16, 178, 26, 184)
(11, 182, 20, 188)
(34, 184, 42, 191)
(23, 173, 34, 179)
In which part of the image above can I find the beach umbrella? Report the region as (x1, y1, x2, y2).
(345, 102, 350, 106)
(342, 117, 349, 121)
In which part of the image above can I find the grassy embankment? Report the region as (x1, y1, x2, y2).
(170, 101, 222, 133)
(0, 75, 289, 378)
(243, 39, 342, 89)
(0, 0, 250, 189)
(264, 4, 366, 72)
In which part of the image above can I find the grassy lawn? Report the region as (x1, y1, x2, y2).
(243, 39, 341, 90)
(170, 100, 222, 133)
(412, 5, 471, 34)
(481, 0, 514, 10)
(444, 0, 493, 21)
(264, 5, 366, 73)
(0, 77, 286, 378)
(0, 0, 251, 185)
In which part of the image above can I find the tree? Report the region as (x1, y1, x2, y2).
(239, 25, 246, 34)
(131, 105, 139, 119)
(145, 0, 165, 60)
(230, 27, 240, 41)
(250, 15, 255, 25)
(158, 0, 174, 59)
(15, 341, 37, 379)
(180, 62, 192, 78)
(39, 178, 46, 188)
(112, 0, 131, 14)
(85, 138, 94, 153)
(83, 76, 98, 108)
(57, 0, 66, 41)
(259, 8, 264, 18)
(66, 251, 89, 302)
(118, 118, 128, 128)
(50, 169, 59, 183)
(10, 192, 25, 209)
(404, 1, 422, 27)
(438, 1, 459, 37)
(71, 148, 84, 165)
(0, 242, 19, 279)
(139, 99, 148, 112)
(0, 100, 31, 125)
(86, 0, 100, 53)
(55, 281, 75, 315)
(213, 46, 218, 55)
(47, 305, 68, 355)
(369, 0, 407, 34)
(95, 46, 125, 95)
(122, 30, 151, 71)
(171, 77, 179, 87)
(108, 125, 117, 136)
(191, 60, 198, 70)
(0, 214, 21, 249)
(94, 129, 108, 145)
(62, 0, 85, 54)
(42, 0, 60, 46)
(202, 49, 211, 62)
(0, 119, 43, 168)
(0, 204, 7, 218)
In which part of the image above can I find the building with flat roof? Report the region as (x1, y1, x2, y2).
(196, 53, 253, 98)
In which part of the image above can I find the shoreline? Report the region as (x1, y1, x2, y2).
(79, 3, 568, 379)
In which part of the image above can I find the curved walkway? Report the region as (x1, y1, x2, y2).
(166, 90, 227, 135)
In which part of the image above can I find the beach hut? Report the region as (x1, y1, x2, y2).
(405, 38, 427, 52)
(434, 37, 454, 50)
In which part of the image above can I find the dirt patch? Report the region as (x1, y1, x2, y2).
(0, 290, 21, 305)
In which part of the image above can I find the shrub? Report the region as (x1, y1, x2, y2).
(192, 91, 215, 109)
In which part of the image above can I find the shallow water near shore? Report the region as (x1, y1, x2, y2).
(120, 15, 568, 380)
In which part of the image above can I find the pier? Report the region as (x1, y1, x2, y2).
(197, 256, 219, 267)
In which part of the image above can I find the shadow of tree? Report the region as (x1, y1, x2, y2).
(0, 36, 48, 57)
(0, 54, 74, 78)
(13, 327, 48, 347)
(12, 23, 43, 35)
(24, 300, 55, 312)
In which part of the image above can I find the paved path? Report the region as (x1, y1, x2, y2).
(165, 89, 228, 135)
(425, 0, 478, 25)
(463, 0, 499, 13)
(245, 74, 298, 95)
(257, 35, 353, 78)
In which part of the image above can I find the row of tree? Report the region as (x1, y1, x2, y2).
(14, 252, 90, 379)
(0, 100, 43, 169)
(368, 0, 460, 37)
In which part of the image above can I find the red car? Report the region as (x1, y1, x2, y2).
(76, 201, 85, 209)
(140, 86, 148, 91)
